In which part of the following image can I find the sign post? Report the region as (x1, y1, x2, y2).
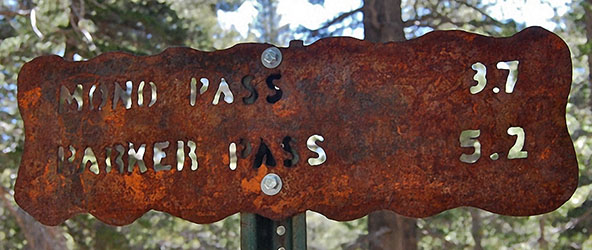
(241, 213, 306, 250)
(14, 27, 577, 248)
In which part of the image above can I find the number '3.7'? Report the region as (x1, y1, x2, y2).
(470, 61, 519, 94)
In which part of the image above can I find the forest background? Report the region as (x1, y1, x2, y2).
(0, 0, 591, 249)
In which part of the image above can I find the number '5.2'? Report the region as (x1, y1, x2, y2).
(459, 127, 528, 164)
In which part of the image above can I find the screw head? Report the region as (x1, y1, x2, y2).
(261, 47, 282, 69)
(261, 173, 282, 196)
(263, 177, 278, 189)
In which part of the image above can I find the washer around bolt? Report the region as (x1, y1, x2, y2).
(261, 173, 282, 196)
(261, 47, 282, 69)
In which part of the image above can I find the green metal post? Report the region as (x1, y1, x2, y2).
(240, 213, 307, 250)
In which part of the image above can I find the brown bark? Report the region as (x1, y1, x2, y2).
(363, 0, 405, 43)
(368, 212, 417, 250)
(469, 208, 483, 250)
(538, 215, 548, 250)
(363, 0, 416, 249)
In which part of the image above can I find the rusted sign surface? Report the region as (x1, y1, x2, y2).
(15, 27, 577, 226)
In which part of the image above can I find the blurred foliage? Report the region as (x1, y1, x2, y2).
(251, 0, 289, 45)
(0, 0, 591, 249)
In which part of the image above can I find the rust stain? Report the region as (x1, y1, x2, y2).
(14, 27, 578, 226)
(20, 88, 41, 109)
(242, 165, 268, 193)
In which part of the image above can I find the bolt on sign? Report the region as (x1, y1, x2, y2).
(15, 27, 577, 226)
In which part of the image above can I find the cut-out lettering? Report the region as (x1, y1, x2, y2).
(470, 62, 487, 94)
(137, 81, 145, 106)
(153, 141, 171, 172)
(266, 74, 282, 103)
(490, 152, 499, 160)
(187, 140, 198, 171)
(81, 147, 99, 174)
(459, 130, 481, 163)
(229, 142, 237, 170)
(127, 143, 147, 173)
(213, 78, 234, 105)
(113, 81, 132, 109)
(281, 136, 299, 167)
(114, 144, 125, 173)
(253, 139, 276, 168)
(507, 127, 527, 159)
(307, 135, 326, 166)
(200, 78, 209, 95)
(497, 60, 519, 93)
(57, 146, 65, 173)
(190, 78, 197, 106)
(68, 145, 76, 163)
(190, 78, 209, 105)
(89, 85, 97, 110)
(105, 147, 113, 173)
(148, 81, 157, 107)
(59, 84, 83, 113)
(242, 75, 258, 104)
(57, 145, 76, 173)
(176, 141, 185, 171)
(239, 138, 251, 158)
(98, 84, 108, 110)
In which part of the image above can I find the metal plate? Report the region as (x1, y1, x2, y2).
(15, 27, 577, 226)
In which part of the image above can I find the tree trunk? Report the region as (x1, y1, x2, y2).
(469, 208, 483, 250)
(363, 0, 417, 249)
(363, 0, 405, 43)
(368, 212, 417, 250)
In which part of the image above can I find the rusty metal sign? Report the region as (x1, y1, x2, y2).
(15, 27, 577, 226)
